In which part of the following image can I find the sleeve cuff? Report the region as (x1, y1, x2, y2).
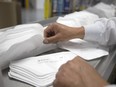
(83, 21, 105, 43)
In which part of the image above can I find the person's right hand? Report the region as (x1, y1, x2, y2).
(43, 23, 85, 44)
(53, 56, 108, 87)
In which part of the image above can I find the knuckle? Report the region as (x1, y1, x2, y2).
(66, 60, 73, 67)
(44, 29, 47, 32)
(59, 64, 65, 70)
(53, 22, 58, 25)
(67, 60, 72, 64)
(73, 56, 81, 62)
(50, 22, 57, 27)
(53, 22, 60, 28)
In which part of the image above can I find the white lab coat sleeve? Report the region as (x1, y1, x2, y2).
(83, 17, 116, 46)
(105, 85, 116, 87)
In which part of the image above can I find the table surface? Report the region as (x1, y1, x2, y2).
(0, 17, 116, 87)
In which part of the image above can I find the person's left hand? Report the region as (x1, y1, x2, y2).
(43, 23, 84, 44)
(53, 56, 108, 87)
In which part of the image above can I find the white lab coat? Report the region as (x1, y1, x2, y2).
(84, 17, 116, 87)
(84, 17, 116, 46)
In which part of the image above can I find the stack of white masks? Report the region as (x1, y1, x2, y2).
(9, 52, 76, 87)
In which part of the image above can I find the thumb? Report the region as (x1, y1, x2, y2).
(43, 35, 59, 44)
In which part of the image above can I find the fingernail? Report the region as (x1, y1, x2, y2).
(43, 39, 49, 44)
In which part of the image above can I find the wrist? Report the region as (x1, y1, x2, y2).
(73, 26, 85, 39)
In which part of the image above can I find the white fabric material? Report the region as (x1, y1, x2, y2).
(105, 85, 116, 87)
(84, 17, 116, 46)
(0, 23, 43, 54)
(58, 39, 108, 60)
(94, 2, 116, 18)
(0, 24, 57, 68)
(57, 11, 99, 27)
(9, 52, 76, 87)
(57, 17, 81, 27)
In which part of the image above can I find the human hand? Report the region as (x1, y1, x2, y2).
(43, 23, 85, 44)
(53, 56, 108, 87)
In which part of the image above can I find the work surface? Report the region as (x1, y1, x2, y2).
(1, 17, 116, 87)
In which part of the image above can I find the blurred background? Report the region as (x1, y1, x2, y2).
(0, 0, 116, 29)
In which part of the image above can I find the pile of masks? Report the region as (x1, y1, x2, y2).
(8, 52, 76, 87)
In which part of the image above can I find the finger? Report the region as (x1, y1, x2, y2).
(44, 24, 53, 38)
(43, 34, 59, 44)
